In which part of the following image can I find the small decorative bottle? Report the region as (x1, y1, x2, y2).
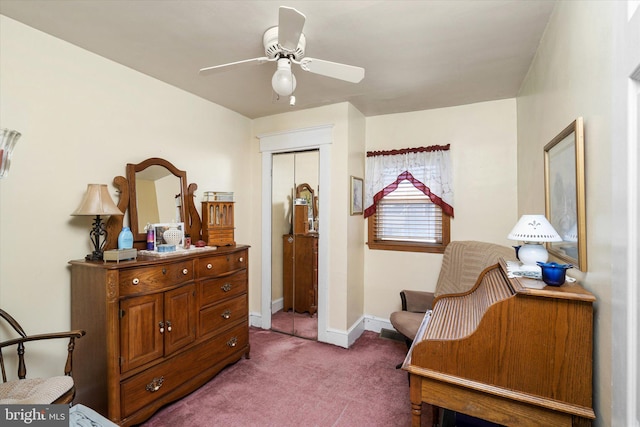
(118, 226, 134, 250)
(146, 225, 155, 250)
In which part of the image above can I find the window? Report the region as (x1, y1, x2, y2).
(367, 180, 450, 253)
(364, 145, 453, 253)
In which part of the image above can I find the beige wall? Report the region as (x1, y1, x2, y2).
(0, 16, 252, 378)
(364, 99, 518, 319)
(346, 104, 366, 328)
(516, 2, 613, 425)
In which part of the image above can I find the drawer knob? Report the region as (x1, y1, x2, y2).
(145, 376, 164, 393)
(227, 336, 238, 348)
(207, 263, 213, 270)
(239, 257, 244, 263)
(221, 310, 231, 319)
(132, 278, 140, 285)
(162, 268, 167, 275)
(221, 283, 232, 292)
(182, 268, 188, 275)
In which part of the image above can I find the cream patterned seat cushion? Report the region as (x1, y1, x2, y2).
(0, 376, 73, 404)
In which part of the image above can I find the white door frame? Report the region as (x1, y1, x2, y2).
(611, 2, 640, 426)
(258, 125, 333, 343)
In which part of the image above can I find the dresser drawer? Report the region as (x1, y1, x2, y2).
(120, 260, 194, 296)
(197, 250, 247, 278)
(199, 270, 247, 306)
(120, 322, 248, 418)
(199, 295, 248, 338)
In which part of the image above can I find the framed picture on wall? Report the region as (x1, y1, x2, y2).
(350, 176, 363, 215)
(544, 117, 587, 271)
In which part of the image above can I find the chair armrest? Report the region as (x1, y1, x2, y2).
(1, 330, 85, 380)
(0, 330, 85, 350)
(400, 290, 435, 313)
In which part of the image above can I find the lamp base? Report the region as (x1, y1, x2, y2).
(85, 250, 104, 261)
(85, 215, 107, 261)
(518, 242, 549, 269)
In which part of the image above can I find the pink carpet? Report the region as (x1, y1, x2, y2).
(271, 309, 318, 340)
(141, 327, 433, 426)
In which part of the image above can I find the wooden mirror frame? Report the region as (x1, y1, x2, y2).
(296, 183, 314, 219)
(105, 158, 202, 250)
(127, 158, 188, 245)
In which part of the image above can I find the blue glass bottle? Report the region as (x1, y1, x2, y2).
(118, 226, 134, 250)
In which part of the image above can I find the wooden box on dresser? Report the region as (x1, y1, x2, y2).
(70, 245, 250, 426)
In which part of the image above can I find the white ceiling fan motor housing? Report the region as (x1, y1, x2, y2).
(263, 26, 306, 60)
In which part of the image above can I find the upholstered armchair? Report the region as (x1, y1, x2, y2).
(390, 241, 516, 348)
(0, 308, 85, 404)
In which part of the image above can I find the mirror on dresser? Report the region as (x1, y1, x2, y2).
(127, 157, 188, 244)
(105, 157, 201, 250)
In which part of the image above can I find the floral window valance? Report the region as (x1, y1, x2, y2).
(364, 144, 454, 218)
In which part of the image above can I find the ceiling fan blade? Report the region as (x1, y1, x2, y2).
(297, 58, 365, 83)
(199, 57, 271, 75)
(278, 6, 306, 52)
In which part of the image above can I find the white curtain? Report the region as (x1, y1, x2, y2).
(364, 145, 453, 218)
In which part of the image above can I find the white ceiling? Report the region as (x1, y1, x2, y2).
(0, 0, 556, 119)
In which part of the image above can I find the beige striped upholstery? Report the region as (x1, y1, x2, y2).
(434, 241, 516, 298)
(390, 241, 516, 342)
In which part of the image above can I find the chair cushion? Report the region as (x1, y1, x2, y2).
(0, 376, 74, 404)
(390, 311, 426, 341)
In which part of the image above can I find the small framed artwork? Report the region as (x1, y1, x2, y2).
(152, 222, 185, 249)
(350, 176, 363, 215)
(544, 117, 587, 271)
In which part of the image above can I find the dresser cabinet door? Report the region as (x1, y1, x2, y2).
(120, 284, 196, 373)
(164, 284, 196, 355)
(120, 294, 164, 373)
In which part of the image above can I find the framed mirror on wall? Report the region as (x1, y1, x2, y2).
(544, 117, 587, 271)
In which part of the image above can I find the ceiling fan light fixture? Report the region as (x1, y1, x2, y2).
(272, 57, 297, 96)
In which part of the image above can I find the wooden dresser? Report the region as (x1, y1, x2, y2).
(282, 233, 318, 315)
(70, 245, 249, 426)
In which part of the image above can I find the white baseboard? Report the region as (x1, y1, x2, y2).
(249, 312, 263, 328)
(363, 315, 394, 333)
(271, 297, 283, 314)
(249, 312, 396, 349)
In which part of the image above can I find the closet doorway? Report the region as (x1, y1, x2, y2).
(270, 150, 319, 339)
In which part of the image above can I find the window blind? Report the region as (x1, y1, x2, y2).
(375, 180, 443, 243)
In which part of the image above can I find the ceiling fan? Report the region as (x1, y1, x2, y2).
(199, 6, 365, 104)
